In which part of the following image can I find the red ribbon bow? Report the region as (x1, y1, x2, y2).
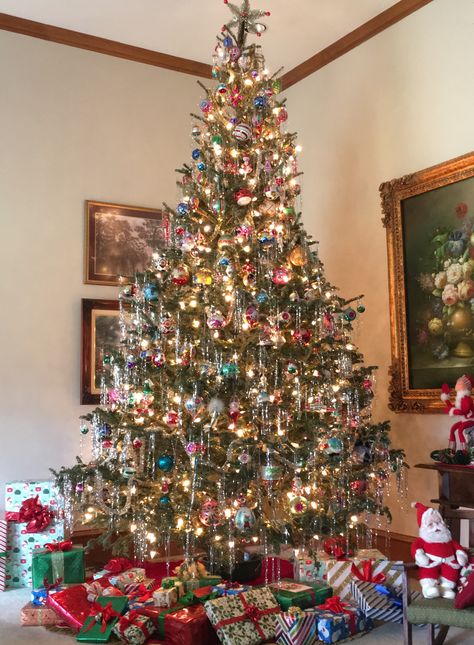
(83, 601, 121, 633)
(244, 604, 265, 623)
(104, 557, 134, 574)
(44, 540, 73, 552)
(6, 496, 53, 533)
(129, 584, 153, 604)
(42, 576, 62, 592)
(118, 610, 140, 630)
(323, 537, 351, 560)
(317, 596, 356, 634)
(350, 559, 386, 584)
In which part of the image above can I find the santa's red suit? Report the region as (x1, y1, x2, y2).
(440, 374, 474, 450)
(411, 502, 467, 599)
(411, 537, 464, 583)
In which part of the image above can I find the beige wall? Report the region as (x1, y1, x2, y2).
(0, 31, 201, 506)
(285, 0, 474, 537)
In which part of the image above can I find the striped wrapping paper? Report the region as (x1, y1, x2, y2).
(275, 610, 318, 645)
(326, 558, 403, 601)
(0, 519, 6, 591)
(350, 580, 422, 624)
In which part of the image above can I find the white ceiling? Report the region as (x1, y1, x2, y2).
(0, 0, 400, 72)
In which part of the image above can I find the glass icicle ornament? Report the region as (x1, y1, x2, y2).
(51, 0, 405, 564)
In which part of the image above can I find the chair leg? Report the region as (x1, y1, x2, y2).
(426, 623, 434, 645)
(403, 619, 413, 645)
(434, 625, 449, 645)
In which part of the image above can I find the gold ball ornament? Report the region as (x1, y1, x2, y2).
(289, 495, 308, 515)
(195, 268, 213, 285)
(288, 246, 307, 267)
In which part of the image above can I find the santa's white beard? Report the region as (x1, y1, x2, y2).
(420, 524, 452, 543)
(455, 389, 471, 409)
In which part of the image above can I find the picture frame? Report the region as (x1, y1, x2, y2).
(381, 151, 474, 413)
(81, 298, 121, 405)
(85, 200, 167, 285)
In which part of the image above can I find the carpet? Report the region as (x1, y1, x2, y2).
(1, 588, 474, 643)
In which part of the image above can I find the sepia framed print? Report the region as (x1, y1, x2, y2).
(85, 201, 167, 285)
(81, 298, 121, 405)
(382, 151, 474, 413)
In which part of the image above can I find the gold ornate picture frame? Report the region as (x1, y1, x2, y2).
(381, 151, 474, 413)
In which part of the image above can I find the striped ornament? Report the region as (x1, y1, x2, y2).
(275, 611, 318, 645)
(0, 520, 6, 591)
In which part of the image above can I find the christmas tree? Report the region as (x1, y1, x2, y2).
(53, 1, 405, 568)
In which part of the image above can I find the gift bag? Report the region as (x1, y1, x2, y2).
(275, 607, 318, 645)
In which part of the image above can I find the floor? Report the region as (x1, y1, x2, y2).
(1, 588, 474, 644)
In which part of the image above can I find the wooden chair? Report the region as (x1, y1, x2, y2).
(396, 562, 474, 645)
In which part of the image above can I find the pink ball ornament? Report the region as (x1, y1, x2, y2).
(152, 352, 165, 367)
(207, 308, 226, 329)
(272, 267, 291, 285)
(229, 399, 240, 422)
(245, 305, 258, 327)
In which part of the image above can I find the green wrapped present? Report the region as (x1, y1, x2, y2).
(31, 542, 85, 588)
(162, 574, 221, 593)
(77, 595, 128, 642)
(270, 579, 333, 611)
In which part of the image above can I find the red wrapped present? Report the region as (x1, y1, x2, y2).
(47, 583, 92, 631)
(138, 602, 219, 645)
(21, 601, 64, 626)
(113, 609, 155, 644)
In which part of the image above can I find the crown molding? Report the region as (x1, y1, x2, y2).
(0, 12, 212, 79)
(0, 0, 433, 87)
(281, 0, 434, 89)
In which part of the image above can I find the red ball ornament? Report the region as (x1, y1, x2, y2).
(293, 328, 312, 345)
(350, 479, 368, 495)
(272, 266, 291, 285)
(199, 498, 222, 527)
(171, 265, 190, 286)
(235, 188, 254, 206)
(163, 410, 179, 426)
(245, 305, 258, 327)
(363, 379, 373, 390)
(132, 438, 143, 449)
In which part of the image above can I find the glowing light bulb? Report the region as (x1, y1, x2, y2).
(350, 515, 358, 523)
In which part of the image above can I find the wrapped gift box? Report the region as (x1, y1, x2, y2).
(204, 586, 280, 645)
(275, 608, 318, 645)
(47, 584, 93, 631)
(5, 479, 64, 589)
(212, 582, 249, 596)
(296, 556, 322, 584)
(270, 579, 332, 611)
(0, 519, 6, 591)
(161, 574, 221, 594)
(77, 595, 129, 642)
(350, 580, 422, 624)
(309, 597, 372, 644)
(21, 601, 64, 626)
(5, 520, 65, 588)
(32, 544, 85, 588)
(153, 586, 178, 608)
(109, 568, 146, 591)
(113, 610, 155, 644)
(138, 601, 220, 645)
(325, 552, 402, 601)
(93, 557, 135, 581)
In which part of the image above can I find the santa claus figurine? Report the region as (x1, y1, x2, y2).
(440, 374, 474, 451)
(411, 502, 467, 598)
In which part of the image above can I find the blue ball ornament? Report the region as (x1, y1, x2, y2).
(192, 148, 201, 160)
(98, 423, 112, 439)
(256, 291, 269, 304)
(143, 283, 158, 301)
(223, 36, 233, 48)
(159, 494, 171, 505)
(220, 363, 238, 378)
(254, 95, 267, 109)
(176, 202, 189, 216)
(197, 162, 206, 171)
(326, 437, 343, 454)
(218, 257, 230, 266)
(157, 454, 174, 472)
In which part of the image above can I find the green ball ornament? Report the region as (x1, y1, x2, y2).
(122, 467, 136, 479)
(211, 135, 223, 146)
(357, 305, 366, 313)
(220, 363, 238, 378)
(103, 354, 111, 365)
(157, 454, 174, 472)
(80, 425, 89, 435)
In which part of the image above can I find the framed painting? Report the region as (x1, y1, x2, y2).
(382, 151, 474, 413)
(81, 298, 121, 405)
(85, 201, 167, 285)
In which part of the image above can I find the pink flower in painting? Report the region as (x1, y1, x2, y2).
(458, 279, 474, 301)
(456, 202, 468, 219)
(442, 283, 459, 306)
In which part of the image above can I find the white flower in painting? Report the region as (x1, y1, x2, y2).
(434, 272, 447, 289)
(446, 263, 463, 284)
